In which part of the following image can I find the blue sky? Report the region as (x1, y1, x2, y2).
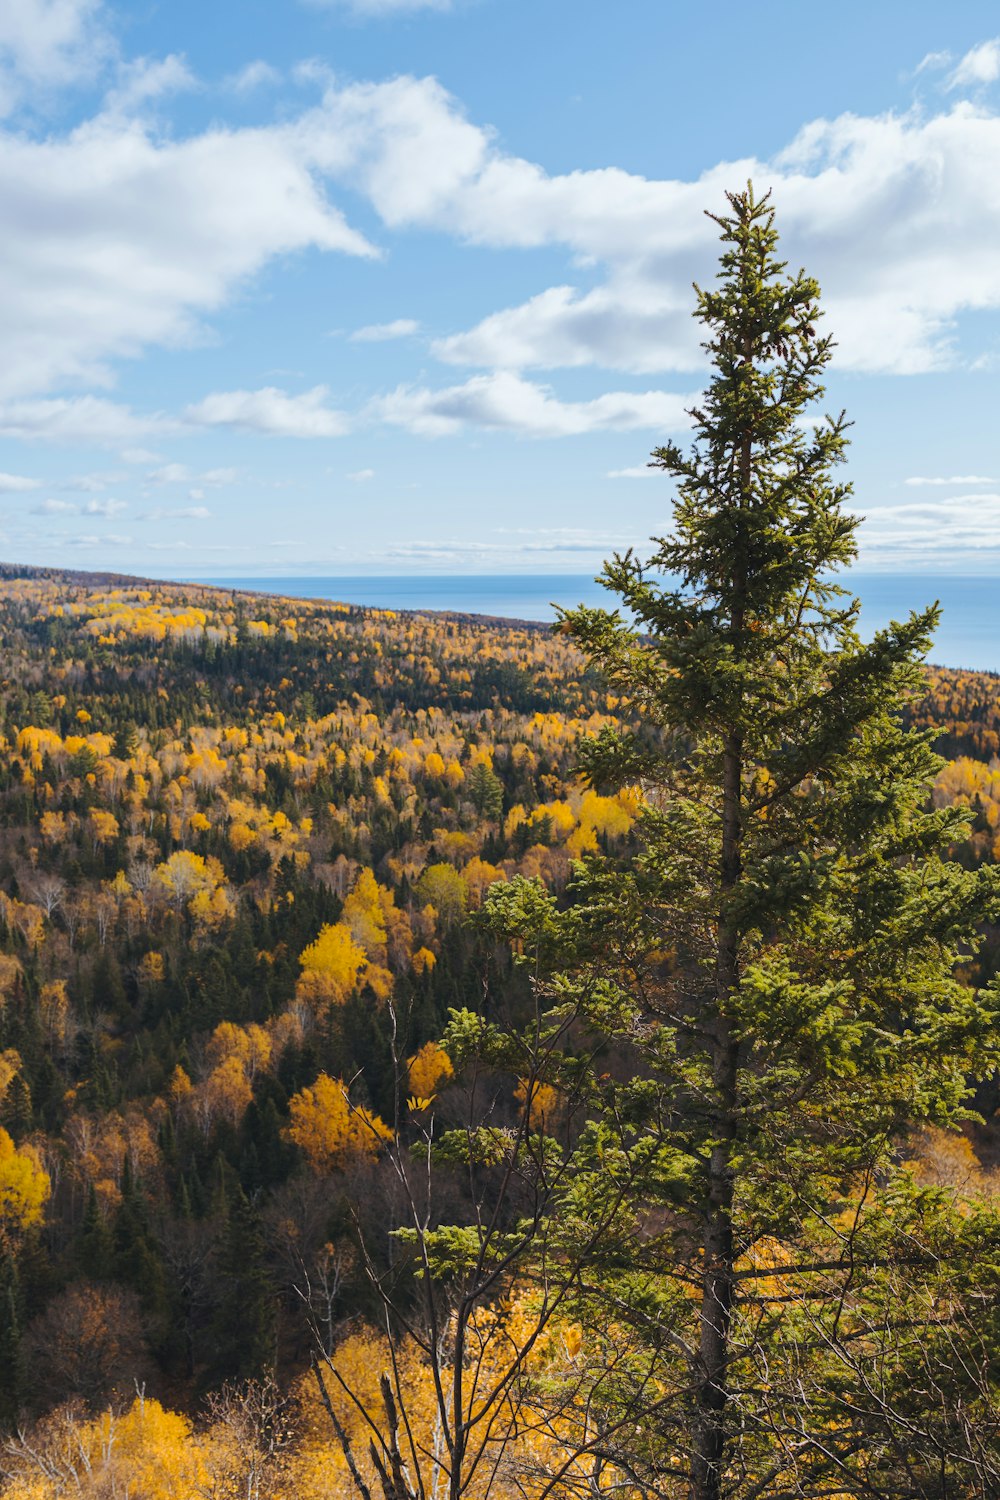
(5, 0, 1000, 577)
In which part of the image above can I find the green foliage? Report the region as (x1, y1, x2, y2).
(469, 187, 1000, 1497)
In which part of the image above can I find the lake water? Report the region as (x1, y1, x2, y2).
(198, 573, 1000, 674)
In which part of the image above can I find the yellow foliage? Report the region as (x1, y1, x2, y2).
(167, 1064, 192, 1105)
(407, 1041, 453, 1101)
(3, 1396, 205, 1500)
(138, 951, 166, 985)
(341, 868, 389, 960)
(0, 1127, 50, 1241)
(462, 855, 506, 908)
(0, 953, 21, 1002)
(88, 809, 120, 846)
(39, 811, 68, 843)
(411, 946, 436, 975)
(228, 820, 257, 851)
(297, 923, 367, 1010)
(0, 1048, 21, 1105)
(153, 849, 223, 905)
(286, 1073, 390, 1171)
(514, 1078, 561, 1132)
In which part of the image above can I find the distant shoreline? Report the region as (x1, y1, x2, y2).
(185, 573, 1000, 674)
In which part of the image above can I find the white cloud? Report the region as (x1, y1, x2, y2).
(62, 470, 124, 491)
(0, 472, 40, 491)
(0, 102, 375, 401)
(10, 54, 1000, 464)
(296, 72, 1000, 377)
(347, 468, 375, 480)
(33, 498, 77, 514)
(146, 462, 192, 485)
(351, 318, 420, 341)
(859, 492, 1000, 561)
(66, 531, 131, 546)
(83, 496, 126, 515)
(141, 505, 211, 520)
(384, 529, 641, 562)
(186, 385, 350, 437)
(434, 284, 697, 374)
(915, 50, 952, 78)
(145, 463, 238, 487)
(370, 372, 693, 437)
(226, 60, 281, 93)
(0, 0, 109, 115)
(904, 474, 996, 485)
(120, 447, 162, 464)
(607, 464, 659, 478)
(31, 494, 124, 515)
(948, 39, 1000, 90)
(0, 396, 172, 443)
(104, 54, 195, 115)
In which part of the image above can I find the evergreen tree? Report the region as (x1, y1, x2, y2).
(476, 188, 1000, 1497)
(466, 761, 504, 822)
(0, 1250, 24, 1432)
(207, 1189, 276, 1385)
(76, 1185, 114, 1280)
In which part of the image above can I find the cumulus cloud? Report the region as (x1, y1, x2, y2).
(607, 464, 659, 478)
(0, 0, 109, 115)
(434, 284, 698, 373)
(347, 468, 375, 480)
(948, 39, 1000, 90)
(186, 385, 351, 437)
(296, 72, 1000, 377)
(370, 371, 693, 437)
(0, 101, 375, 400)
(8, 47, 1000, 457)
(0, 396, 173, 443)
(350, 318, 420, 341)
(0, 472, 41, 492)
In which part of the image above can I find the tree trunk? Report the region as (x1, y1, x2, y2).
(690, 731, 741, 1500)
(692, 395, 748, 1496)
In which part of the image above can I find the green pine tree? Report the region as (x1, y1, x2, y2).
(207, 1189, 276, 1385)
(475, 187, 1000, 1498)
(0, 1251, 24, 1432)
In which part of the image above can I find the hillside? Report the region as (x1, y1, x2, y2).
(0, 565, 997, 1490)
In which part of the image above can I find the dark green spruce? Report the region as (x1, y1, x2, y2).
(474, 187, 1000, 1498)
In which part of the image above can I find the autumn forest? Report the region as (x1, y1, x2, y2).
(0, 556, 992, 1498)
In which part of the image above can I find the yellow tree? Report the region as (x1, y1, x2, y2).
(296, 924, 367, 1011)
(286, 1074, 389, 1172)
(0, 1128, 50, 1246)
(407, 1041, 454, 1107)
